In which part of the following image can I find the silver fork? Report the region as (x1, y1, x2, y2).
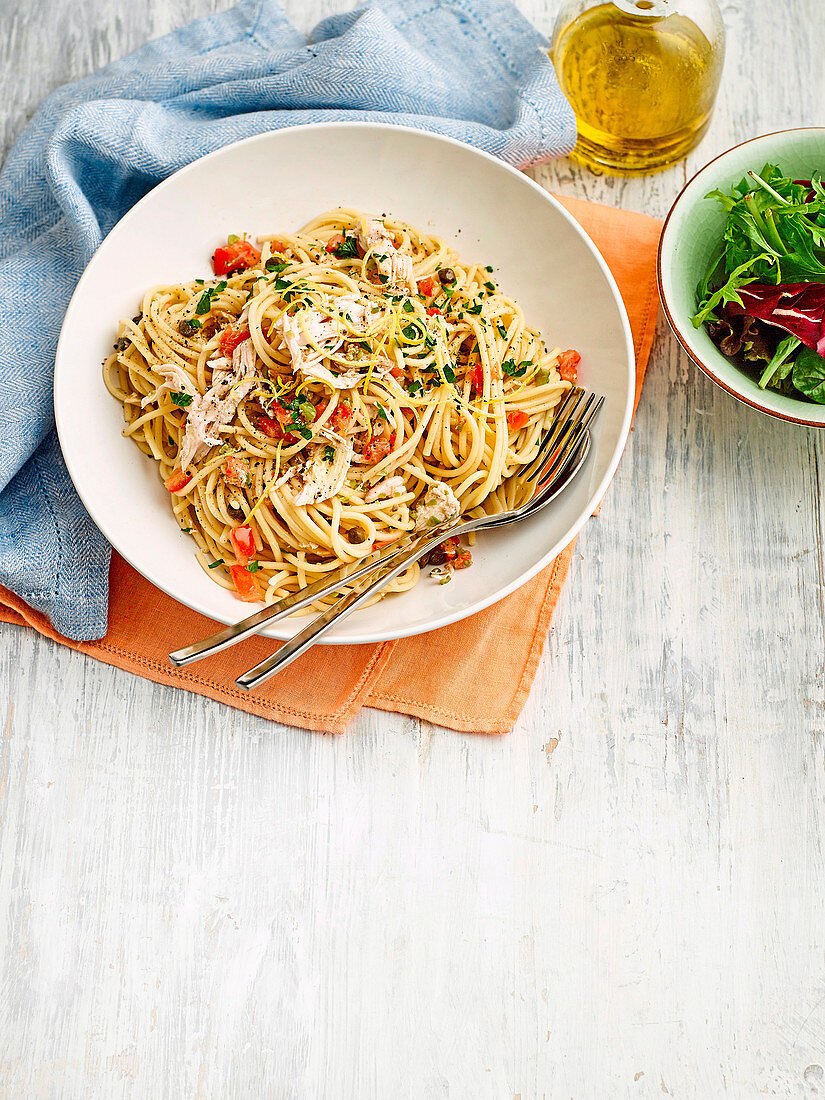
(169, 386, 596, 668)
(233, 388, 603, 691)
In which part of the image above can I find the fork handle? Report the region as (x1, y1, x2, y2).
(168, 537, 416, 666)
(234, 527, 454, 690)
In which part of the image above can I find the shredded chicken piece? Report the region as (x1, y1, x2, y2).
(364, 476, 406, 504)
(413, 482, 461, 531)
(276, 309, 338, 371)
(292, 437, 354, 506)
(140, 364, 199, 408)
(178, 338, 258, 472)
(334, 292, 371, 330)
(357, 219, 416, 294)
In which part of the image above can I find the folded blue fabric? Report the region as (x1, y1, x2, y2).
(0, 0, 575, 640)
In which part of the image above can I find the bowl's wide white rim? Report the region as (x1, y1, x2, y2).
(54, 121, 635, 643)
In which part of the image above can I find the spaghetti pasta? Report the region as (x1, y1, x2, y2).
(103, 208, 578, 608)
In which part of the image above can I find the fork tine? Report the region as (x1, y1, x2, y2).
(522, 387, 584, 482)
(534, 394, 604, 490)
(527, 391, 601, 485)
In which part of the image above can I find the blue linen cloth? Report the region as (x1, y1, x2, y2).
(0, 0, 575, 640)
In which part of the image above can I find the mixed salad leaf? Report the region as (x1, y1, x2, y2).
(692, 163, 825, 401)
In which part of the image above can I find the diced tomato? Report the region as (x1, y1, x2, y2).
(439, 536, 472, 570)
(269, 239, 287, 254)
(426, 306, 441, 316)
(507, 410, 530, 431)
(230, 525, 255, 564)
(258, 415, 283, 439)
(363, 437, 392, 464)
(441, 536, 460, 560)
(212, 239, 261, 276)
(318, 400, 351, 433)
(230, 563, 259, 602)
(218, 325, 251, 356)
(258, 402, 294, 440)
(164, 469, 192, 493)
(557, 349, 581, 383)
(417, 276, 436, 297)
(223, 455, 249, 488)
(326, 234, 344, 253)
(469, 361, 484, 391)
(389, 365, 406, 382)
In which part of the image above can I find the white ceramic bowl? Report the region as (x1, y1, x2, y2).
(659, 127, 825, 427)
(55, 123, 634, 643)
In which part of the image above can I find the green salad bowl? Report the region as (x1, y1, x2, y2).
(658, 127, 825, 427)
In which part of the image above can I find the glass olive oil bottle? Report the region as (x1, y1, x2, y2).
(552, 0, 725, 174)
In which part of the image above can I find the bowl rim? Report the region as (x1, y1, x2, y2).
(657, 126, 825, 428)
(55, 120, 636, 641)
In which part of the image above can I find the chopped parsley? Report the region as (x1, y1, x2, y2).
(194, 281, 227, 315)
(402, 300, 414, 314)
(376, 405, 389, 422)
(170, 391, 193, 408)
(409, 380, 424, 396)
(502, 359, 532, 378)
(466, 301, 483, 316)
(208, 558, 224, 569)
(265, 258, 289, 273)
(324, 445, 335, 462)
(442, 363, 456, 384)
(246, 560, 261, 573)
(377, 273, 389, 285)
(484, 281, 496, 293)
(402, 323, 419, 340)
(485, 265, 493, 272)
(286, 421, 313, 440)
(496, 322, 508, 339)
(332, 235, 360, 259)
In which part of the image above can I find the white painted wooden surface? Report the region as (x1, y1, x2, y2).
(2, 1, 825, 1096)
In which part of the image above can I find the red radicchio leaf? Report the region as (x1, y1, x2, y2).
(723, 283, 825, 357)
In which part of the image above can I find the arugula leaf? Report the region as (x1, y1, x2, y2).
(170, 391, 193, 408)
(758, 335, 801, 389)
(692, 253, 773, 327)
(792, 346, 825, 402)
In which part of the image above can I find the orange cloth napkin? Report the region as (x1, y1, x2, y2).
(0, 196, 661, 734)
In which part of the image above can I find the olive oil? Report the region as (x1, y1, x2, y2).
(552, 1, 724, 173)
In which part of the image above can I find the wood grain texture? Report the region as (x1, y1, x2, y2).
(2, 1, 825, 1096)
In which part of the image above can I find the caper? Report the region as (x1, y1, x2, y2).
(438, 267, 456, 285)
(178, 319, 198, 338)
